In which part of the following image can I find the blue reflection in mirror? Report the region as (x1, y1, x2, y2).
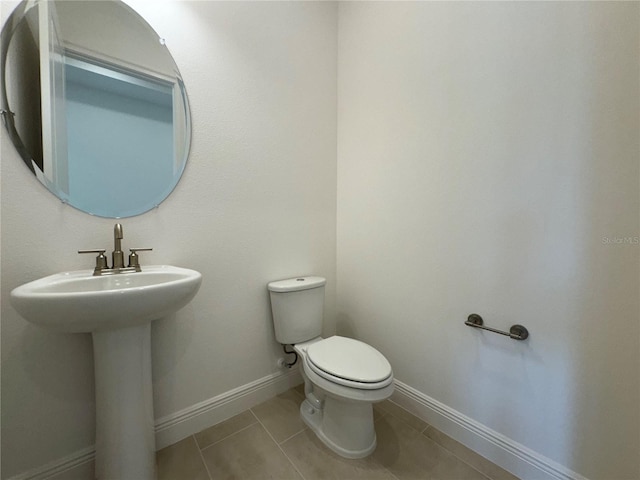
(64, 53, 174, 217)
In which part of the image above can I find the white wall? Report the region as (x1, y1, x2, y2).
(337, 2, 639, 480)
(0, 1, 337, 477)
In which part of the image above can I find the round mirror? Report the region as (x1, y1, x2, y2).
(1, 0, 191, 218)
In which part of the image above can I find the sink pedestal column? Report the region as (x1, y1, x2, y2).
(92, 323, 156, 480)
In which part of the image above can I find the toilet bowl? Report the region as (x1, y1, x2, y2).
(267, 275, 393, 459)
(294, 336, 394, 458)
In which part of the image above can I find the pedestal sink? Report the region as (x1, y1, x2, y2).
(10, 265, 202, 480)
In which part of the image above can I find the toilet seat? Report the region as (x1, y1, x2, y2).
(305, 336, 393, 390)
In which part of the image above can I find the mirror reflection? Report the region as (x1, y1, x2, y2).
(1, 0, 191, 218)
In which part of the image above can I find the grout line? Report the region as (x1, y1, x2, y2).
(374, 412, 388, 423)
(198, 421, 260, 453)
(385, 399, 431, 432)
(385, 468, 402, 480)
(371, 410, 401, 480)
(249, 409, 259, 420)
(420, 427, 494, 480)
(193, 430, 203, 450)
(251, 411, 308, 480)
(384, 401, 497, 480)
(382, 401, 495, 480)
(278, 427, 308, 445)
(191, 435, 214, 480)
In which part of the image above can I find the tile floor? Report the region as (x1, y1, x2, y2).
(157, 386, 520, 480)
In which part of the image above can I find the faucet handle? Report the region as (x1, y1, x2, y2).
(128, 248, 153, 270)
(78, 249, 108, 273)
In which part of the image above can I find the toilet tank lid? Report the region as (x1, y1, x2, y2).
(268, 276, 326, 292)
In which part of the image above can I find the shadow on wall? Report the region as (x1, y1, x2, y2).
(563, 10, 640, 476)
(335, 313, 358, 340)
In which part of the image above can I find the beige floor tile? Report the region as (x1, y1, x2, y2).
(157, 436, 210, 480)
(375, 399, 393, 414)
(251, 389, 306, 443)
(281, 428, 397, 480)
(424, 427, 520, 480)
(431, 453, 492, 480)
(158, 390, 514, 480)
(294, 382, 305, 397)
(194, 410, 258, 449)
(373, 402, 388, 422)
(373, 414, 487, 480)
(200, 423, 303, 479)
(380, 400, 429, 432)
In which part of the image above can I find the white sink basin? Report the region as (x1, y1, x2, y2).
(10, 265, 202, 332)
(10, 264, 202, 480)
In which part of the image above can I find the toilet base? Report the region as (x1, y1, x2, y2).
(299, 398, 377, 459)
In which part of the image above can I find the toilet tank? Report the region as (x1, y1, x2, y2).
(268, 276, 326, 344)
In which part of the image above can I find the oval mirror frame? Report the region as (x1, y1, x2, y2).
(1, 0, 192, 218)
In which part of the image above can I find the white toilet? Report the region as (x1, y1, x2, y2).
(268, 276, 394, 458)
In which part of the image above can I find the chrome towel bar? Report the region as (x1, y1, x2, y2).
(465, 314, 529, 341)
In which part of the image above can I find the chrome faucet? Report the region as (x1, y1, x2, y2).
(79, 223, 152, 276)
(112, 223, 125, 269)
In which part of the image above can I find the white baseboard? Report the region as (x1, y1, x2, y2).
(8, 446, 95, 480)
(155, 367, 302, 449)
(11, 373, 585, 480)
(392, 380, 589, 480)
(9, 368, 302, 480)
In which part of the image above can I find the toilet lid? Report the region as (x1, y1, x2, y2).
(306, 336, 392, 384)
